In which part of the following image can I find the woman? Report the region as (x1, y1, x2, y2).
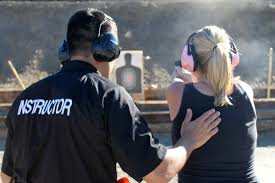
(167, 26, 258, 183)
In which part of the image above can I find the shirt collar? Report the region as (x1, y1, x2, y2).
(60, 60, 99, 74)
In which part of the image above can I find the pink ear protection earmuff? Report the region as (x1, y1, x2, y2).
(181, 32, 240, 72)
(180, 33, 197, 72)
(229, 41, 240, 69)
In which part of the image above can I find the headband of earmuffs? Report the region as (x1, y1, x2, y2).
(58, 13, 121, 63)
(92, 18, 121, 62)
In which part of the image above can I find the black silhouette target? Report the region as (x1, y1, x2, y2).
(116, 52, 143, 93)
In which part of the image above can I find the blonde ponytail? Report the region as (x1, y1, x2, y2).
(193, 26, 234, 106)
(207, 43, 233, 106)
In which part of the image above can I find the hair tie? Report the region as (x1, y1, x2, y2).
(213, 45, 218, 51)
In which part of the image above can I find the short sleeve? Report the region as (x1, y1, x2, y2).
(103, 86, 167, 181)
(1, 112, 14, 176)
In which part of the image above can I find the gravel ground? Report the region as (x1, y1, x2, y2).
(116, 147, 275, 183)
(0, 132, 274, 183)
(0, 147, 273, 183)
(116, 132, 275, 183)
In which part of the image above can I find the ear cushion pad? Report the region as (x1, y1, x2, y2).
(58, 40, 70, 62)
(181, 45, 195, 72)
(229, 41, 240, 69)
(93, 32, 121, 62)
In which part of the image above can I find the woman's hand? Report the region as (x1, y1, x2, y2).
(171, 66, 192, 82)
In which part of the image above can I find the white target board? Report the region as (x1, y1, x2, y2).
(114, 50, 144, 96)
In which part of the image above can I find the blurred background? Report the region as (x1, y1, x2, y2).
(0, 0, 275, 89)
(0, 0, 275, 182)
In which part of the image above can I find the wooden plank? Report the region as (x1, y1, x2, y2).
(148, 123, 172, 134)
(267, 48, 273, 98)
(257, 119, 275, 132)
(0, 103, 12, 107)
(142, 111, 170, 124)
(7, 60, 26, 90)
(0, 90, 21, 103)
(257, 109, 275, 119)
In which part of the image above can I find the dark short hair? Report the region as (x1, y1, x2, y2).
(66, 8, 116, 55)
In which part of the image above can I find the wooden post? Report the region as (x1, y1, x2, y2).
(7, 60, 26, 90)
(267, 48, 273, 98)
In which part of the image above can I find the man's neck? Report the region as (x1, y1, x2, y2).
(69, 55, 110, 79)
(70, 56, 90, 63)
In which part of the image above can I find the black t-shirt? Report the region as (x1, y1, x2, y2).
(172, 83, 258, 183)
(1, 60, 167, 183)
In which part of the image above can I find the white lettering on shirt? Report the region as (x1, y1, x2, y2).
(17, 100, 27, 115)
(25, 100, 33, 114)
(62, 99, 72, 116)
(17, 98, 73, 116)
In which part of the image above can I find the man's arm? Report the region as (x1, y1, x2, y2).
(1, 172, 11, 183)
(1, 129, 13, 183)
(1, 106, 16, 183)
(143, 109, 220, 183)
(103, 86, 220, 182)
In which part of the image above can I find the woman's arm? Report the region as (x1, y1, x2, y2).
(171, 65, 193, 83)
(1, 172, 11, 183)
(168, 64, 194, 120)
(236, 80, 255, 111)
(167, 81, 185, 121)
(237, 80, 253, 99)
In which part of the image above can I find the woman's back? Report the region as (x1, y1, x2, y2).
(171, 82, 259, 183)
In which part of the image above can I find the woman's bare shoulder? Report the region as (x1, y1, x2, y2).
(167, 79, 187, 97)
(167, 80, 190, 121)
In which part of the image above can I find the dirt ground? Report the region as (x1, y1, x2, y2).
(0, 138, 274, 183)
(116, 147, 275, 183)
(0, 147, 273, 183)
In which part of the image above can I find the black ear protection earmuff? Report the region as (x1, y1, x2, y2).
(58, 40, 70, 63)
(58, 14, 121, 63)
(92, 18, 121, 62)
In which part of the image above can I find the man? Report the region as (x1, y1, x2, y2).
(1, 8, 220, 183)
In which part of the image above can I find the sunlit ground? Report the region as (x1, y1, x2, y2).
(0, 131, 274, 183)
(117, 131, 275, 183)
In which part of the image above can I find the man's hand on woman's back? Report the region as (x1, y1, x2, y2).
(179, 108, 221, 150)
(143, 109, 221, 183)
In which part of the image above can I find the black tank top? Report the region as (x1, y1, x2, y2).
(171, 83, 259, 183)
